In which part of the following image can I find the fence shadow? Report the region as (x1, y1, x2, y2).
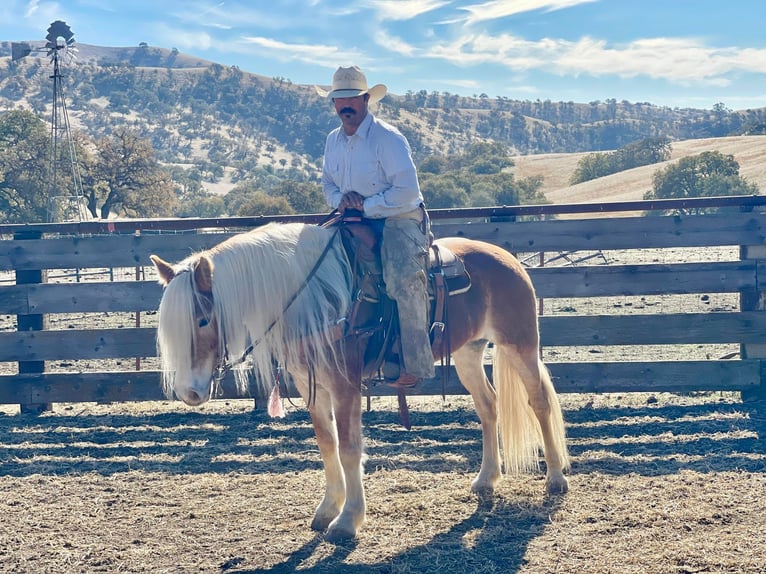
(0, 396, 762, 478)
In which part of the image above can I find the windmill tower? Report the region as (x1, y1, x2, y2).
(43, 21, 88, 222)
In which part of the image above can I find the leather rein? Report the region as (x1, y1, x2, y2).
(212, 224, 341, 383)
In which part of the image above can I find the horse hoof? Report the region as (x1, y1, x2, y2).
(324, 525, 356, 543)
(546, 475, 569, 495)
(470, 481, 495, 499)
(311, 516, 331, 532)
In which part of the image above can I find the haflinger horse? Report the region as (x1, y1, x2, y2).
(150, 221, 569, 541)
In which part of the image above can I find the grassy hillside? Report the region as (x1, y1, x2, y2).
(2, 41, 765, 214)
(513, 135, 766, 216)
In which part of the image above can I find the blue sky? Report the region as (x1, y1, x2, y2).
(1, 0, 765, 110)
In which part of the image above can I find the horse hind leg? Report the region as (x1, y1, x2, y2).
(494, 344, 570, 494)
(452, 341, 502, 496)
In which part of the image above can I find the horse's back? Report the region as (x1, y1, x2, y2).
(436, 236, 539, 349)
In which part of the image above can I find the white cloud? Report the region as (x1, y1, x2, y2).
(439, 78, 481, 90)
(425, 32, 766, 87)
(460, 0, 597, 25)
(557, 37, 766, 84)
(169, 2, 292, 31)
(373, 28, 417, 56)
(20, 0, 63, 26)
(152, 23, 215, 50)
(365, 0, 452, 21)
(238, 36, 366, 68)
(25, 0, 40, 18)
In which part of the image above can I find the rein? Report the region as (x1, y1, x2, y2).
(213, 225, 341, 381)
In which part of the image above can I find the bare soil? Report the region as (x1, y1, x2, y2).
(0, 391, 764, 574)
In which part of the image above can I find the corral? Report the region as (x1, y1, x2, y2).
(0, 197, 764, 573)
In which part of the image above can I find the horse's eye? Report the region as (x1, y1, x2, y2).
(198, 318, 209, 328)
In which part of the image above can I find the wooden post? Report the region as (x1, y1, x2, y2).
(135, 230, 142, 371)
(14, 230, 51, 414)
(740, 243, 766, 402)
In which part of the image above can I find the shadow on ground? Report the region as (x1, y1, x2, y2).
(0, 395, 763, 478)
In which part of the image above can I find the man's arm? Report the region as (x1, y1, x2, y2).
(362, 130, 422, 218)
(321, 135, 344, 209)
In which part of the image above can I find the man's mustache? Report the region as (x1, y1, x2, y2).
(340, 107, 356, 115)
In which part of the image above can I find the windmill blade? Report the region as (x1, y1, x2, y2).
(46, 20, 75, 45)
(11, 42, 32, 61)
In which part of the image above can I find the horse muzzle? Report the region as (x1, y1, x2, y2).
(175, 374, 214, 406)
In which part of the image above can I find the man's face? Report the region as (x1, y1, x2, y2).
(333, 94, 368, 132)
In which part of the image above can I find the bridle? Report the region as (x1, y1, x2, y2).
(210, 226, 342, 385)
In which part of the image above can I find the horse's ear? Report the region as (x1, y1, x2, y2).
(150, 255, 175, 286)
(194, 255, 214, 294)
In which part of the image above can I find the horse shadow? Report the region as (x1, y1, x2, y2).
(229, 494, 565, 574)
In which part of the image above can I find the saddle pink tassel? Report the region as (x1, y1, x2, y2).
(267, 384, 285, 418)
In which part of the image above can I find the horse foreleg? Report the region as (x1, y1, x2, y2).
(453, 342, 502, 496)
(323, 376, 366, 542)
(293, 375, 346, 532)
(308, 403, 347, 531)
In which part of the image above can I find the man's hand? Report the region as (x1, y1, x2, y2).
(338, 191, 365, 214)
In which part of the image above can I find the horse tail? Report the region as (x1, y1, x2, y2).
(494, 348, 569, 475)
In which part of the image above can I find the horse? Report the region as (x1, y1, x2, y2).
(150, 221, 569, 541)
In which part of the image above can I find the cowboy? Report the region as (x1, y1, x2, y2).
(316, 65, 435, 388)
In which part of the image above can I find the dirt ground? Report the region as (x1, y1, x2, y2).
(0, 239, 760, 572)
(0, 391, 764, 574)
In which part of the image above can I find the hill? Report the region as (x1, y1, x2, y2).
(1, 41, 765, 207)
(513, 135, 766, 215)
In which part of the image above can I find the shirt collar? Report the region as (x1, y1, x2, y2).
(338, 112, 373, 142)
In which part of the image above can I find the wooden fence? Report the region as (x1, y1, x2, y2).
(1, 196, 765, 411)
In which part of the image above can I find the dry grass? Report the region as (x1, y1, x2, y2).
(514, 135, 766, 216)
(0, 392, 764, 573)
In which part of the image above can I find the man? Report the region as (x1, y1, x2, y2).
(317, 65, 434, 387)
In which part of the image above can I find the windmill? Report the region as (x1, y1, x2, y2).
(13, 21, 88, 222)
(45, 21, 89, 222)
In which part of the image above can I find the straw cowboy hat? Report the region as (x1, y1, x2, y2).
(316, 66, 387, 103)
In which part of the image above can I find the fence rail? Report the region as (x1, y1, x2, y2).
(1, 195, 765, 409)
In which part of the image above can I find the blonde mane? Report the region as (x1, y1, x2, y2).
(156, 222, 352, 397)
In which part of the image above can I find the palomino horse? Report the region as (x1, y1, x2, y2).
(150, 222, 569, 541)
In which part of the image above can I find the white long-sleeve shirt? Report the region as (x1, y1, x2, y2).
(321, 112, 424, 219)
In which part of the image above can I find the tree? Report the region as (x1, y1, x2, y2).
(0, 110, 50, 223)
(224, 181, 260, 215)
(570, 137, 672, 185)
(272, 179, 327, 214)
(417, 142, 545, 210)
(173, 166, 226, 217)
(569, 152, 613, 184)
(420, 174, 469, 208)
(178, 192, 225, 217)
(644, 150, 758, 213)
(86, 129, 177, 218)
(236, 191, 294, 216)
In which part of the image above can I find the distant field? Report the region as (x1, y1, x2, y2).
(513, 135, 766, 216)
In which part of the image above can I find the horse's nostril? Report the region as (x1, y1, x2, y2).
(183, 390, 203, 405)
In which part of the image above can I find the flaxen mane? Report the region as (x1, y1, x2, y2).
(156, 223, 352, 396)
